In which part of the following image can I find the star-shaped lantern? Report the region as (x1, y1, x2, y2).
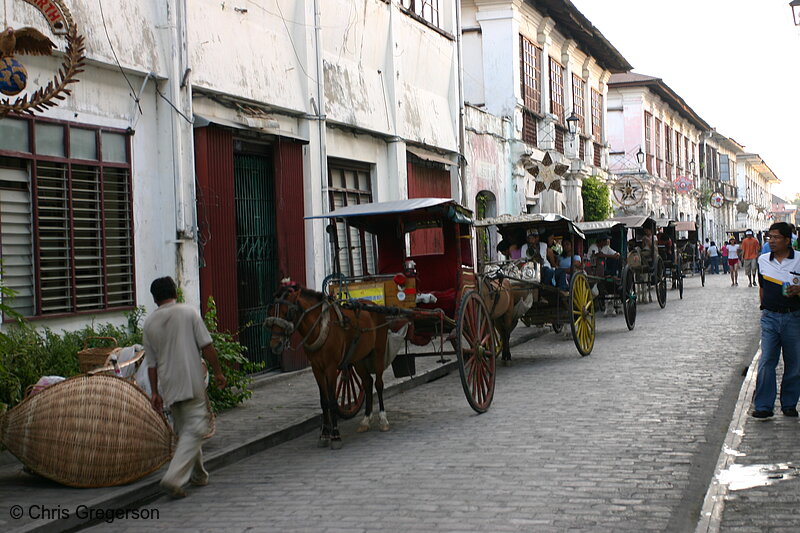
(522, 152, 569, 194)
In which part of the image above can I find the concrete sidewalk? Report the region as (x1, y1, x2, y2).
(698, 345, 800, 532)
(1, 326, 545, 532)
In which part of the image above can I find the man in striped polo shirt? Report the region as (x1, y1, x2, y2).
(752, 222, 800, 418)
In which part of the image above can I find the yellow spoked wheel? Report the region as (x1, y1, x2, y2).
(569, 271, 595, 356)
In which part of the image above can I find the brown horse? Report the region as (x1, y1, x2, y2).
(264, 283, 392, 449)
(479, 264, 537, 364)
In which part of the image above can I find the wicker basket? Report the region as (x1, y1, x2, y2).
(0, 374, 175, 488)
(77, 336, 119, 373)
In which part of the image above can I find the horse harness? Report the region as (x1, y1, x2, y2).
(264, 293, 377, 370)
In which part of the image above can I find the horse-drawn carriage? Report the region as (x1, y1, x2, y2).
(474, 213, 596, 360)
(654, 219, 684, 299)
(308, 198, 498, 415)
(612, 216, 668, 309)
(673, 220, 705, 287)
(575, 220, 637, 330)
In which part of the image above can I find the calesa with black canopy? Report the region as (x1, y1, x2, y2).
(575, 220, 637, 330)
(307, 198, 498, 414)
(611, 216, 669, 309)
(474, 213, 596, 359)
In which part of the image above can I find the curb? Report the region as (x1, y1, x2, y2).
(12, 328, 545, 532)
(695, 345, 761, 533)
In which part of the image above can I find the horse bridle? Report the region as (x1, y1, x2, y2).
(264, 290, 330, 354)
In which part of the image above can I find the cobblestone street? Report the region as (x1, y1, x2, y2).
(83, 272, 760, 532)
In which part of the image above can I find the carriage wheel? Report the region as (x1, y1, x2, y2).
(655, 256, 667, 309)
(335, 365, 365, 419)
(700, 257, 706, 286)
(455, 290, 497, 413)
(569, 272, 595, 356)
(621, 265, 637, 331)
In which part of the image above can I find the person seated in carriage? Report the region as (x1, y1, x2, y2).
(588, 234, 621, 277)
(639, 227, 656, 266)
(656, 229, 673, 257)
(496, 239, 521, 261)
(556, 239, 583, 284)
(520, 228, 566, 291)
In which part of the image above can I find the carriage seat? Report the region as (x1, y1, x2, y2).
(416, 288, 457, 318)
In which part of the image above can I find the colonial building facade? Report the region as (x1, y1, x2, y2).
(460, 0, 631, 226)
(606, 72, 709, 225)
(736, 154, 779, 234)
(699, 131, 741, 244)
(0, 0, 464, 372)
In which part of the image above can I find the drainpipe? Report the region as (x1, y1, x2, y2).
(165, 0, 197, 299)
(312, 0, 330, 280)
(455, 0, 467, 207)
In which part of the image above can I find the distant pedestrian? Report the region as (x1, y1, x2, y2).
(145, 276, 227, 498)
(751, 222, 800, 419)
(762, 236, 771, 254)
(721, 240, 730, 274)
(707, 241, 720, 274)
(740, 230, 761, 287)
(726, 238, 740, 286)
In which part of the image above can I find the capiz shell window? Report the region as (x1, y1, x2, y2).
(0, 117, 134, 319)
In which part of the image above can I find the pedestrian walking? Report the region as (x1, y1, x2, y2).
(751, 222, 800, 418)
(762, 236, 771, 254)
(721, 240, 730, 274)
(726, 238, 740, 286)
(145, 276, 227, 498)
(707, 241, 720, 274)
(740, 230, 760, 287)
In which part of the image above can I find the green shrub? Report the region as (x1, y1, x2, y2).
(582, 175, 613, 221)
(203, 297, 264, 412)
(0, 308, 144, 408)
(0, 294, 260, 413)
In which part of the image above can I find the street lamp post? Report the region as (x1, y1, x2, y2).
(689, 159, 704, 244)
(791, 0, 800, 25)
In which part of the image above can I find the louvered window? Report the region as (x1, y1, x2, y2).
(549, 57, 565, 123)
(0, 117, 133, 319)
(327, 161, 376, 277)
(0, 158, 34, 316)
(520, 35, 542, 147)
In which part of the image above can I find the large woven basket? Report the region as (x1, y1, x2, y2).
(0, 374, 176, 488)
(77, 336, 119, 373)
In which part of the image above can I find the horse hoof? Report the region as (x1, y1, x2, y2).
(379, 424, 390, 432)
(502, 359, 512, 367)
(318, 437, 331, 448)
(356, 424, 370, 433)
(330, 439, 343, 450)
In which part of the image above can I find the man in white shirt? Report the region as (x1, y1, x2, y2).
(145, 276, 227, 498)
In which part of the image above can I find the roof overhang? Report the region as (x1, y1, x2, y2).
(609, 75, 711, 132)
(528, 0, 633, 73)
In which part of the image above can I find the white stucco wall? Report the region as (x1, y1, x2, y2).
(0, 1, 192, 333)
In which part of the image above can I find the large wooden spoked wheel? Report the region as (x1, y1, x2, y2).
(621, 264, 636, 331)
(455, 290, 497, 413)
(655, 256, 667, 309)
(569, 272, 595, 356)
(335, 365, 365, 419)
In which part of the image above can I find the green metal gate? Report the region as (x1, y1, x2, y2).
(234, 153, 279, 371)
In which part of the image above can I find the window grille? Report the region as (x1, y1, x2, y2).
(401, 0, 440, 28)
(0, 118, 133, 318)
(549, 57, 564, 123)
(327, 162, 376, 277)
